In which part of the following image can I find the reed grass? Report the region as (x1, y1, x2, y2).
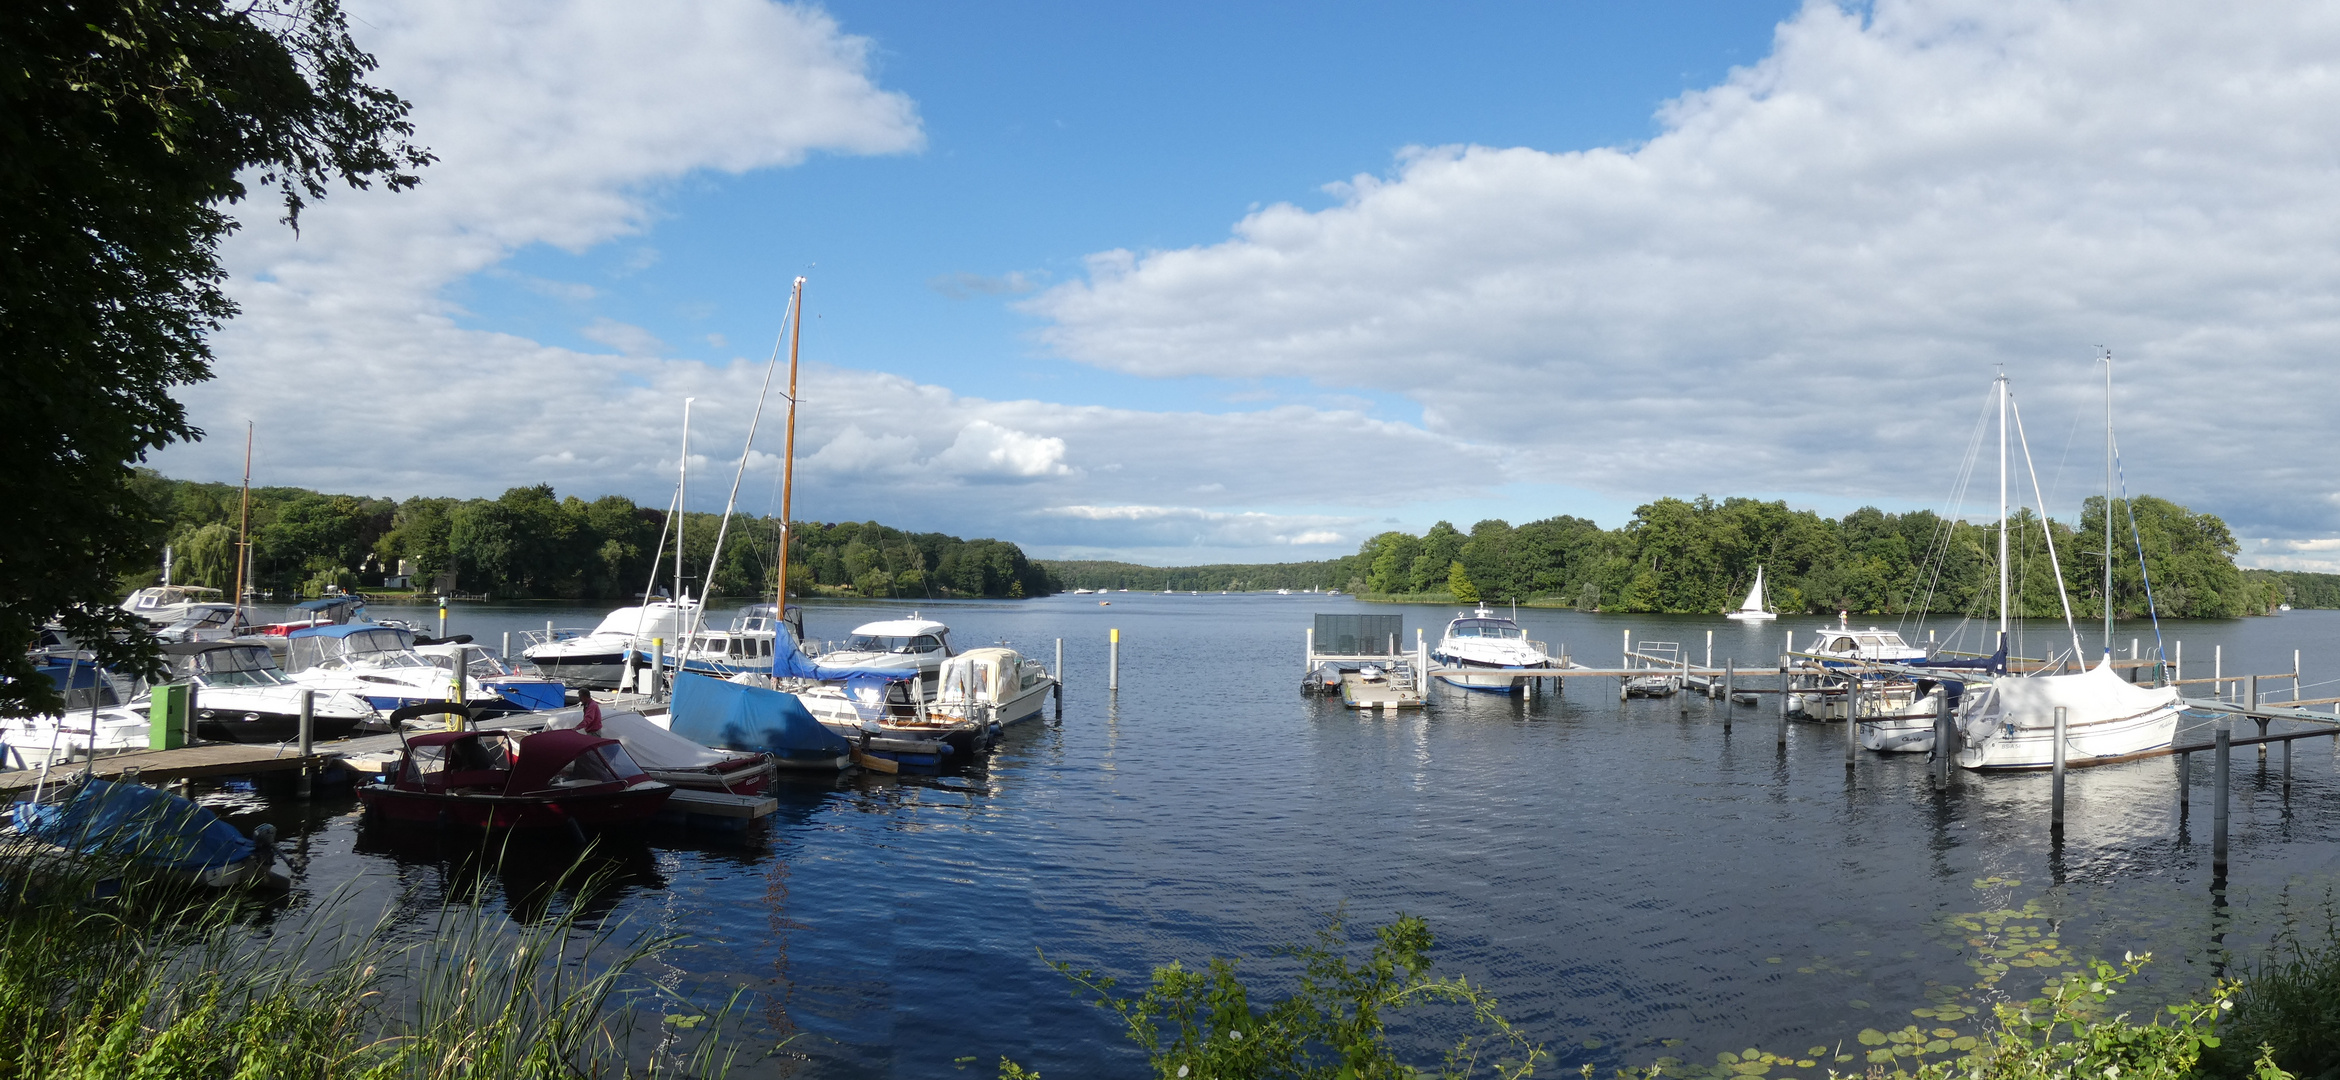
(0, 830, 738, 1079)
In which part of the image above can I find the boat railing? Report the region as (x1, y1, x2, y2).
(516, 627, 590, 650)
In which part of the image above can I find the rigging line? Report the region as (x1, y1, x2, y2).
(2042, 387, 2088, 517)
(2009, 394, 2087, 664)
(633, 482, 684, 647)
(1913, 385, 1999, 633)
(2112, 431, 2169, 665)
(685, 304, 796, 645)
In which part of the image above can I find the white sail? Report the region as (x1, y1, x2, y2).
(1738, 568, 1766, 613)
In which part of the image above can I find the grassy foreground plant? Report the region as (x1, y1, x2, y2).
(1008, 913, 1545, 1080)
(0, 836, 737, 1078)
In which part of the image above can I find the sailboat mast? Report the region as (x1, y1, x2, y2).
(2104, 350, 2114, 658)
(775, 277, 805, 612)
(1996, 373, 2009, 653)
(233, 422, 252, 623)
(677, 398, 693, 608)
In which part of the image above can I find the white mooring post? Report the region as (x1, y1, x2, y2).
(2051, 706, 2067, 834)
(1705, 630, 1713, 669)
(2215, 645, 2224, 702)
(501, 631, 511, 662)
(1845, 678, 1858, 770)
(297, 690, 315, 800)
(1305, 627, 1315, 674)
(1109, 628, 1120, 692)
(1777, 656, 1790, 749)
(651, 638, 664, 702)
(1930, 687, 1951, 788)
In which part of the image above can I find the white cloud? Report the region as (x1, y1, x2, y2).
(579, 318, 664, 357)
(1026, 0, 2340, 551)
(933, 421, 1072, 480)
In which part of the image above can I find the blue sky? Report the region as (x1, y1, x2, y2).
(172, 0, 2340, 570)
(459, 1, 1797, 419)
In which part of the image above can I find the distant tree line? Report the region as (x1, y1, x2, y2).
(123, 471, 1056, 601)
(1056, 495, 2331, 618)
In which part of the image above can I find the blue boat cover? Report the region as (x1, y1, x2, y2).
(11, 780, 254, 872)
(769, 632, 913, 683)
(667, 673, 852, 761)
(297, 597, 361, 612)
(286, 622, 403, 640)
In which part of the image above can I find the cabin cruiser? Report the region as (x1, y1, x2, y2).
(0, 654, 150, 769)
(638, 603, 803, 680)
(161, 641, 380, 743)
(928, 647, 1055, 728)
(1803, 617, 1929, 666)
(1428, 606, 1551, 693)
(1786, 619, 1931, 724)
(521, 597, 701, 689)
(121, 585, 225, 626)
(414, 642, 568, 713)
(283, 624, 511, 715)
(155, 603, 246, 642)
(786, 616, 955, 728)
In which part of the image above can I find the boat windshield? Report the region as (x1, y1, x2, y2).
(343, 629, 425, 668)
(194, 647, 290, 687)
(844, 634, 945, 655)
(1449, 620, 1523, 640)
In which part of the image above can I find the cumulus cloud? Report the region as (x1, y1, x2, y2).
(927, 270, 1044, 298)
(579, 318, 664, 357)
(1026, 0, 2340, 555)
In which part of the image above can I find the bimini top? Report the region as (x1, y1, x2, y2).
(847, 618, 951, 638)
(297, 596, 364, 612)
(287, 622, 407, 641)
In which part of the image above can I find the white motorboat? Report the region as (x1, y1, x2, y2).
(283, 624, 511, 715)
(640, 604, 800, 680)
(1724, 567, 1778, 621)
(162, 641, 380, 744)
(1805, 617, 1929, 666)
(414, 642, 569, 712)
(928, 647, 1055, 728)
(154, 602, 246, 642)
(521, 597, 702, 689)
(1952, 363, 2180, 769)
(788, 616, 955, 728)
(121, 584, 224, 626)
(1429, 606, 1551, 693)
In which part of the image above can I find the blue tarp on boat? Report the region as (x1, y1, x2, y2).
(667, 673, 853, 762)
(11, 780, 255, 874)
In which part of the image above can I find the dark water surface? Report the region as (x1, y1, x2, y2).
(231, 597, 2340, 1077)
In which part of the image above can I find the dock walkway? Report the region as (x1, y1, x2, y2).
(0, 743, 324, 795)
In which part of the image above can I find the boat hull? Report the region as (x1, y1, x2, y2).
(1725, 611, 1777, 622)
(1431, 654, 1529, 693)
(355, 783, 673, 829)
(525, 654, 628, 690)
(1956, 700, 2181, 769)
(196, 708, 373, 744)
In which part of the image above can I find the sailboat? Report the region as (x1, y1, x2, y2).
(1952, 363, 2183, 770)
(1724, 566, 1777, 621)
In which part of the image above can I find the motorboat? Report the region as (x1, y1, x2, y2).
(790, 617, 954, 719)
(10, 779, 288, 890)
(929, 648, 1056, 728)
(0, 654, 151, 769)
(669, 672, 858, 772)
(249, 594, 375, 636)
(1725, 567, 1778, 621)
(1803, 616, 1929, 666)
(120, 584, 225, 627)
(1429, 606, 1551, 693)
(161, 641, 381, 743)
(638, 603, 800, 680)
(521, 598, 701, 689)
(283, 624, 513, 715)
(544, 705, 775, 794)
(414, 641, 568, 712)
(356, 728, 675, 829)
(827, 646, 1057, 761)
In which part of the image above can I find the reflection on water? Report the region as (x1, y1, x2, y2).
(204, 600, 2340, 1077)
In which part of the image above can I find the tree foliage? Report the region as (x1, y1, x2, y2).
(2, 0, 429, 715)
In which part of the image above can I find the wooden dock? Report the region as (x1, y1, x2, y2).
(0, 743, 324, 795)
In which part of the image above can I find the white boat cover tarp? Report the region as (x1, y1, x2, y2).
(545, 707, 734, 769)
(1960, 660, 2181, 739)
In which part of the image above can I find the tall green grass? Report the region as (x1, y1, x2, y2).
(0, 833, 738, 1079)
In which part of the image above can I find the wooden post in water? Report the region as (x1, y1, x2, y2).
(297, 690, 314, 800)
(2251, 675, 2267, 760)
(1055, 638, 1065, 718)
(2179, 749, 2190, 814)
(1109, 628, 1120, 692)
(2051, 706, 2067, 835)
(1931, 688, 1952, 788)
(2213, 725, 2231, 877)
(1723, 660, 1734, 734)
(1844, 678, 1858, 770)
(1777, 657, 1789, 749)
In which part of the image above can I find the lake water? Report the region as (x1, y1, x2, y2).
(228, 595, 2340, 1077)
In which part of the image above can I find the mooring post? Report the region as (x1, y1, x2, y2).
(1055, 637, 1065, 718)
(1705, 629, 1713, 670)
(1845, 678, 1858, 770)
(297, 689, 314, 800)
(2213, 725, 2231, 877)
(650, 638, 664, 702)
(2173, 639, 2182, 687)
(2215, 645, 2224, 702)
(1930, 687, 1951, 787)
(2251, 674, 2267, 759)
(2179, 750, 2191, 814)
(1304, 627, 1314, 675)
(1723, 660, 1735, 734)
(1109, 628, 1120, 692)
(1777, 658, 1789, 749)
(2051, 706, 2067, 834)
(501, 631, 511, 662)
(437, 594, 447, 639)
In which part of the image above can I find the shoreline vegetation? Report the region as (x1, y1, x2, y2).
(1044, 496, 2340, 617)
(125, 471, 1054, 603)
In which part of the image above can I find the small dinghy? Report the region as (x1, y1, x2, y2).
(357, 728, 674, 831)
(11, 779, 287, 891)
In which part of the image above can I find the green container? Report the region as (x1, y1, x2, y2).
(148, 683, 191, 750)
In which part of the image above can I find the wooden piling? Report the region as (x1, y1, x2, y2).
(2179, 750, 2190, 814)
(1777, 659, 1789, 749)
(2252, 675, 2268, 759)
(1844, 678, 1857, 770)
(1723, 660, 1734, 734)
(2213, 725, 2231, 877)
(297, 690, 314, 800)
(1930, 687, 1951, 787)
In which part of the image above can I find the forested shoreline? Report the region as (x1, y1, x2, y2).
(124, 471, 1055, 601)
(1047, 495, 2339, 617)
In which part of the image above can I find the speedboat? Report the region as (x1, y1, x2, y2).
(1429, 606, 1551, 693)
(283, 624, 512, 715)
(120, 584, 224, 626)
(521, 597, 701, 689)
(414, 641, 568, 713)
(1724, 567, 1778, 621)
(356, 728, 675, 829)
(0, 654, 150, 769)
(163, 641, 381, 743)
(155, 603, 246, 642)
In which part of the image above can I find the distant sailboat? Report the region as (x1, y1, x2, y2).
(1725, 566, 1777, 621)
